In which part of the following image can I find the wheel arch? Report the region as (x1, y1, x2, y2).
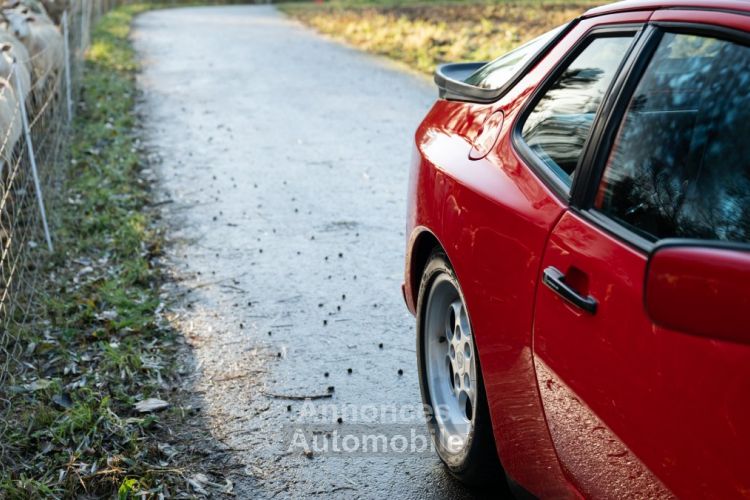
(405, 227, 446, 315)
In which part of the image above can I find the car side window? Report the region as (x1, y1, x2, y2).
(595, 33, 750, 244)
(521, 35, 634, 185)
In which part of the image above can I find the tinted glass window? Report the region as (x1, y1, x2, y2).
(596, 33, 750, 244)
(465, 25, 565, 90)
(521, 36, 634, 184)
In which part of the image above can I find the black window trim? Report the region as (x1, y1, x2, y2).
(572, 19, 750, 254)
(511, 24, 646, 202)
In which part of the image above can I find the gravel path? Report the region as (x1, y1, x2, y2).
(134, 5, 474, 498)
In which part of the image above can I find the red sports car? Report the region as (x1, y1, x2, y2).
(403, 1, 750, 497)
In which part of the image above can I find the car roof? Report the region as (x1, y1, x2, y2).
(583, 0, 750, 18)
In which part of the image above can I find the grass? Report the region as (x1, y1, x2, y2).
(0, 4, 197, 497)
(281, 0, 605, 74)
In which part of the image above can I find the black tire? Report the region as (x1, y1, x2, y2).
(416, 249, 508, 489)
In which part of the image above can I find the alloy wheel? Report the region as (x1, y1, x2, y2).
(424, 275, 477, 455)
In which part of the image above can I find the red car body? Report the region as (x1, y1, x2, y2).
(403, 1, 750, 498)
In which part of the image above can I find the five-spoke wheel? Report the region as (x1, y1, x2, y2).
(416, 250, 505, 486)
(425, 287, 477, 452)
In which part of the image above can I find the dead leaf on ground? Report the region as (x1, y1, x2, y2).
(134, 398, 169, 413)
(51, 393, 73, 409)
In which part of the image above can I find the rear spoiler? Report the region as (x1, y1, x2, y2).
(433, 18, 579, 104)
(434, 62, 493, 103)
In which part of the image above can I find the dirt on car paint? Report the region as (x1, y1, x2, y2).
(134, 5, 478, 498)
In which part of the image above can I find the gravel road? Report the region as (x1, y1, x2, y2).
(133, 5, 475, 498)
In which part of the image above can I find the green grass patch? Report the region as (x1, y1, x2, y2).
(0, 4, 194, 497)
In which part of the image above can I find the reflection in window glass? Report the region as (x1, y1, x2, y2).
(464, 25, 565, 90)
(522, 36, 632, 184)
(596, 33, 750, 244)
(522, 36, 633, 183)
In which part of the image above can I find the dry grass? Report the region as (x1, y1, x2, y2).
(282, 1, 605, 74)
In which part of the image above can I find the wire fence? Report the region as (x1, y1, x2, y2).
(0, 0, 113, 427)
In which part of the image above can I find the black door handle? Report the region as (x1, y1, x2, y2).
(542, 267, 597, 314)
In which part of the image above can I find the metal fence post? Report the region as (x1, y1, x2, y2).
(62, 11, 73, 122)
(80, 0, 87, 56)
(13, 63, 53, 252)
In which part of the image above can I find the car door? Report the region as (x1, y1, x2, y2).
(532, 13, 750, 499)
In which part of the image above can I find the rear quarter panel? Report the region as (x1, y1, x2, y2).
(405, 10, 652, 497)
(408, 96, 571, 497)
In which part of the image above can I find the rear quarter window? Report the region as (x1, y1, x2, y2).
(520, 35, 635, 184)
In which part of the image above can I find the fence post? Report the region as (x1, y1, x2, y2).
(80, 0, 87, 56)
(13, 63, 53, 252)
(62, 11, 73, 123)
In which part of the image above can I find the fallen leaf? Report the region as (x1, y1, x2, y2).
(188, 473, 209, 495)
(134, 398, 169, 413)
(97, 310, 119, 321)
(52, 393, 73, 409)
(22, 379, 54, 392)
(223, 479, 233, 494)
